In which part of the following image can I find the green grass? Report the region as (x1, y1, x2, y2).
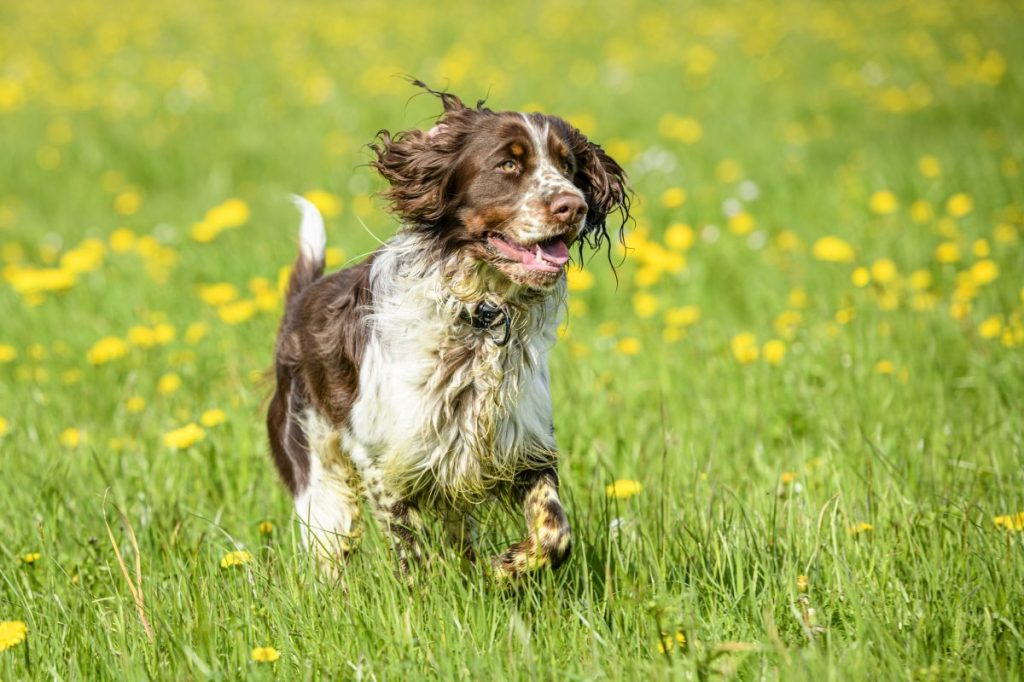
(2, 0, 1024, 679)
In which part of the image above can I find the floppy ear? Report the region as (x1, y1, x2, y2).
(370, 128, 459, 226)
(558, 122, 631, 251)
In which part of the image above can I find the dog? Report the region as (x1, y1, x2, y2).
(267, 82, 629, 579)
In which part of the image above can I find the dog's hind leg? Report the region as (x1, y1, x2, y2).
(293, 409, 364, 567)
(491, 467, 572, 581)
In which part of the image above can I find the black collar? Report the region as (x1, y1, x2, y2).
(459, 301, 512, 346)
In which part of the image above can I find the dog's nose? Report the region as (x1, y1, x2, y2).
(549, 193, 586, 224)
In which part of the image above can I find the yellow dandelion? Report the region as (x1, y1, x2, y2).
(0, 620, 28, 651)
(946, 193, 973, 218)
(109, 227, 136, 253)
(979, 316, 1002, 339)
(259, 521, 274, 535)
(87, 337, 129, 365)
(114, 189, 142, 216)
(185, 322, 209, 345)
(730, 332, 759, 364)
(59, 428, 83, 448)
(632, 292, 659, 319)
(796, 574, 809, 592)
(812, 236, 855, 263)
(970, 260, 999, 285)
(616, 337, 641, 356)
(660, 187, 687, 209)
(935, 242, 961, 264)
(727, 211, 755, 236)
(664, 223, 694, 251)
(200, 409, 227, 428)
(325, 247, 346, 268)
(869, 190, 899, 215)
(851, 267, 870, 287)
(909, 200, 933, 224)
(0, 416, 9, 437)
(304, 189, 343, 218)
(908, 270, 932, 290)
(251, 646, 280, 663)
(763, 339, 786, 365)
(125, 396, 146, 413)
(787, 289, 807, 309)
(20, 552, 40, 565)
(715, 159, 743, 183)
(657, 631, 686, 654)
(221, 550, 253, 569)
(198, 283, 239, 307)
(993, 512, 1024, 531)
(606, 479, 642, 500)
(0, 344, 17, 363)
(658, 114, 702, 143)
(972, 239, 990, 258)
(665, 305, 700, 327)
(918, 155, 941, 178)
(566, 268, 594, 292)
(218, 299, 257, 325)
(875, 360, 895, 375)
(848, 522, 874, 535)
(870, 258, 898, 284)
(157, 373, 182, 395)
(163, 423, 205, 450)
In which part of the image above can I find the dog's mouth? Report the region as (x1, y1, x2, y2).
(485, 233, 571, 274)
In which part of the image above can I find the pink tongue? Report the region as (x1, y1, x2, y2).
(538, 238, 569, 265)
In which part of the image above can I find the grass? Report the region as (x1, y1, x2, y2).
(1, 0, 1023, 679)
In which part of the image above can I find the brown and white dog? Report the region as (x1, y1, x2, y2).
(267, 82, 629, 579)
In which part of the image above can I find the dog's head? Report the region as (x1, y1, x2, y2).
(371, 81, 631, 289)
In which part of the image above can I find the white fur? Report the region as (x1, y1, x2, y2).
(515, 115, 586, 242)
(291, 194, 327, 265)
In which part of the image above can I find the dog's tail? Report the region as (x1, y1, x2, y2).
(285, 195, 326, 303)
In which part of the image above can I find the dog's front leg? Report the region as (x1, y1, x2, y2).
(492, 467, 572, 580)
(367, 491, 425, 575)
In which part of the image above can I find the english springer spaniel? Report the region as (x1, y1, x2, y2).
(267, 82, 629, 579)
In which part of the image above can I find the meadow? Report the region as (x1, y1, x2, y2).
(1, 0, 1023, 679)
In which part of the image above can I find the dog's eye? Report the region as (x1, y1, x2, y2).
(497, 160, 519, 173)
(560, 158, 573, 174)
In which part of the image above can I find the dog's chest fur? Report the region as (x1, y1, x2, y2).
(342, 234, 563, 501)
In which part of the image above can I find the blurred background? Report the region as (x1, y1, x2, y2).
(0, 0, 1022, 676)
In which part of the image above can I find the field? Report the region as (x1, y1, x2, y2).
(2, 0, 1023, 679)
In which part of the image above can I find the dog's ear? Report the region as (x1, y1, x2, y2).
(371, 127, 460, 226)
(371, 81, 484, 226)
(556, 120, 631, 252)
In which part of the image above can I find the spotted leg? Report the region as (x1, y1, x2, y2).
(492, 468, 572, 580)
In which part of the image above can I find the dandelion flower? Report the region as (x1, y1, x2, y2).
(993, 512, 1024, 531)
(0, 621, 28, 651)
(979, 317, 1002, 339)
(730, 332, 759, 364)
(796, 574, 809, 592)
(304, 189, 342, 218)
(935, 242, 961, 264)
(874, 360, 895, 375)
(251, 646, 280, 663)
(200, 409, 227, 427)
(20, 552, 40, 565)
(970, 260, 999, 285)
(0, 344, 17, 363)
(870, 258, 898, 284)
(259, 521, 274, 535)
(869, 190, 898, 215)
(198, 283, 238, 307)
(918, 155, 941, 178)
(946, 193, 973, 218)
(218, 299, 257, 324)
(125, 396, 146, 413)
(0, 417, 9, 437)
(727, 211, 755, 236)
(657, 631, 686, 653)
(665, 306, 700, 327)
(909, 200, 933, 224)
(763, 339, 786, 365)
(163, 423, 205, 450)
(664, 223, 694, 251)
(221, 550, 253, 569)
(616, 338, 640, 356)
(566, 268, 594, 292)
(59, 428, 83, 448)
(632, 292, 659, 318)
(851, 267, 870, 287)
(660, 187, 687, 209)
(848, 522, 874, 535)
(87, 337, 128, 365)
(185, 322, 209, 345)
(606, 479, 642, 499)
(812, 236, 855, 263)
(157, 373, 182, 395)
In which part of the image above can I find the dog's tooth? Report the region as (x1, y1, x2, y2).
(534, 245, 544, 263)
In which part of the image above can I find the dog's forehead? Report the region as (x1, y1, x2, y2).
(462, 111, 572, 156)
